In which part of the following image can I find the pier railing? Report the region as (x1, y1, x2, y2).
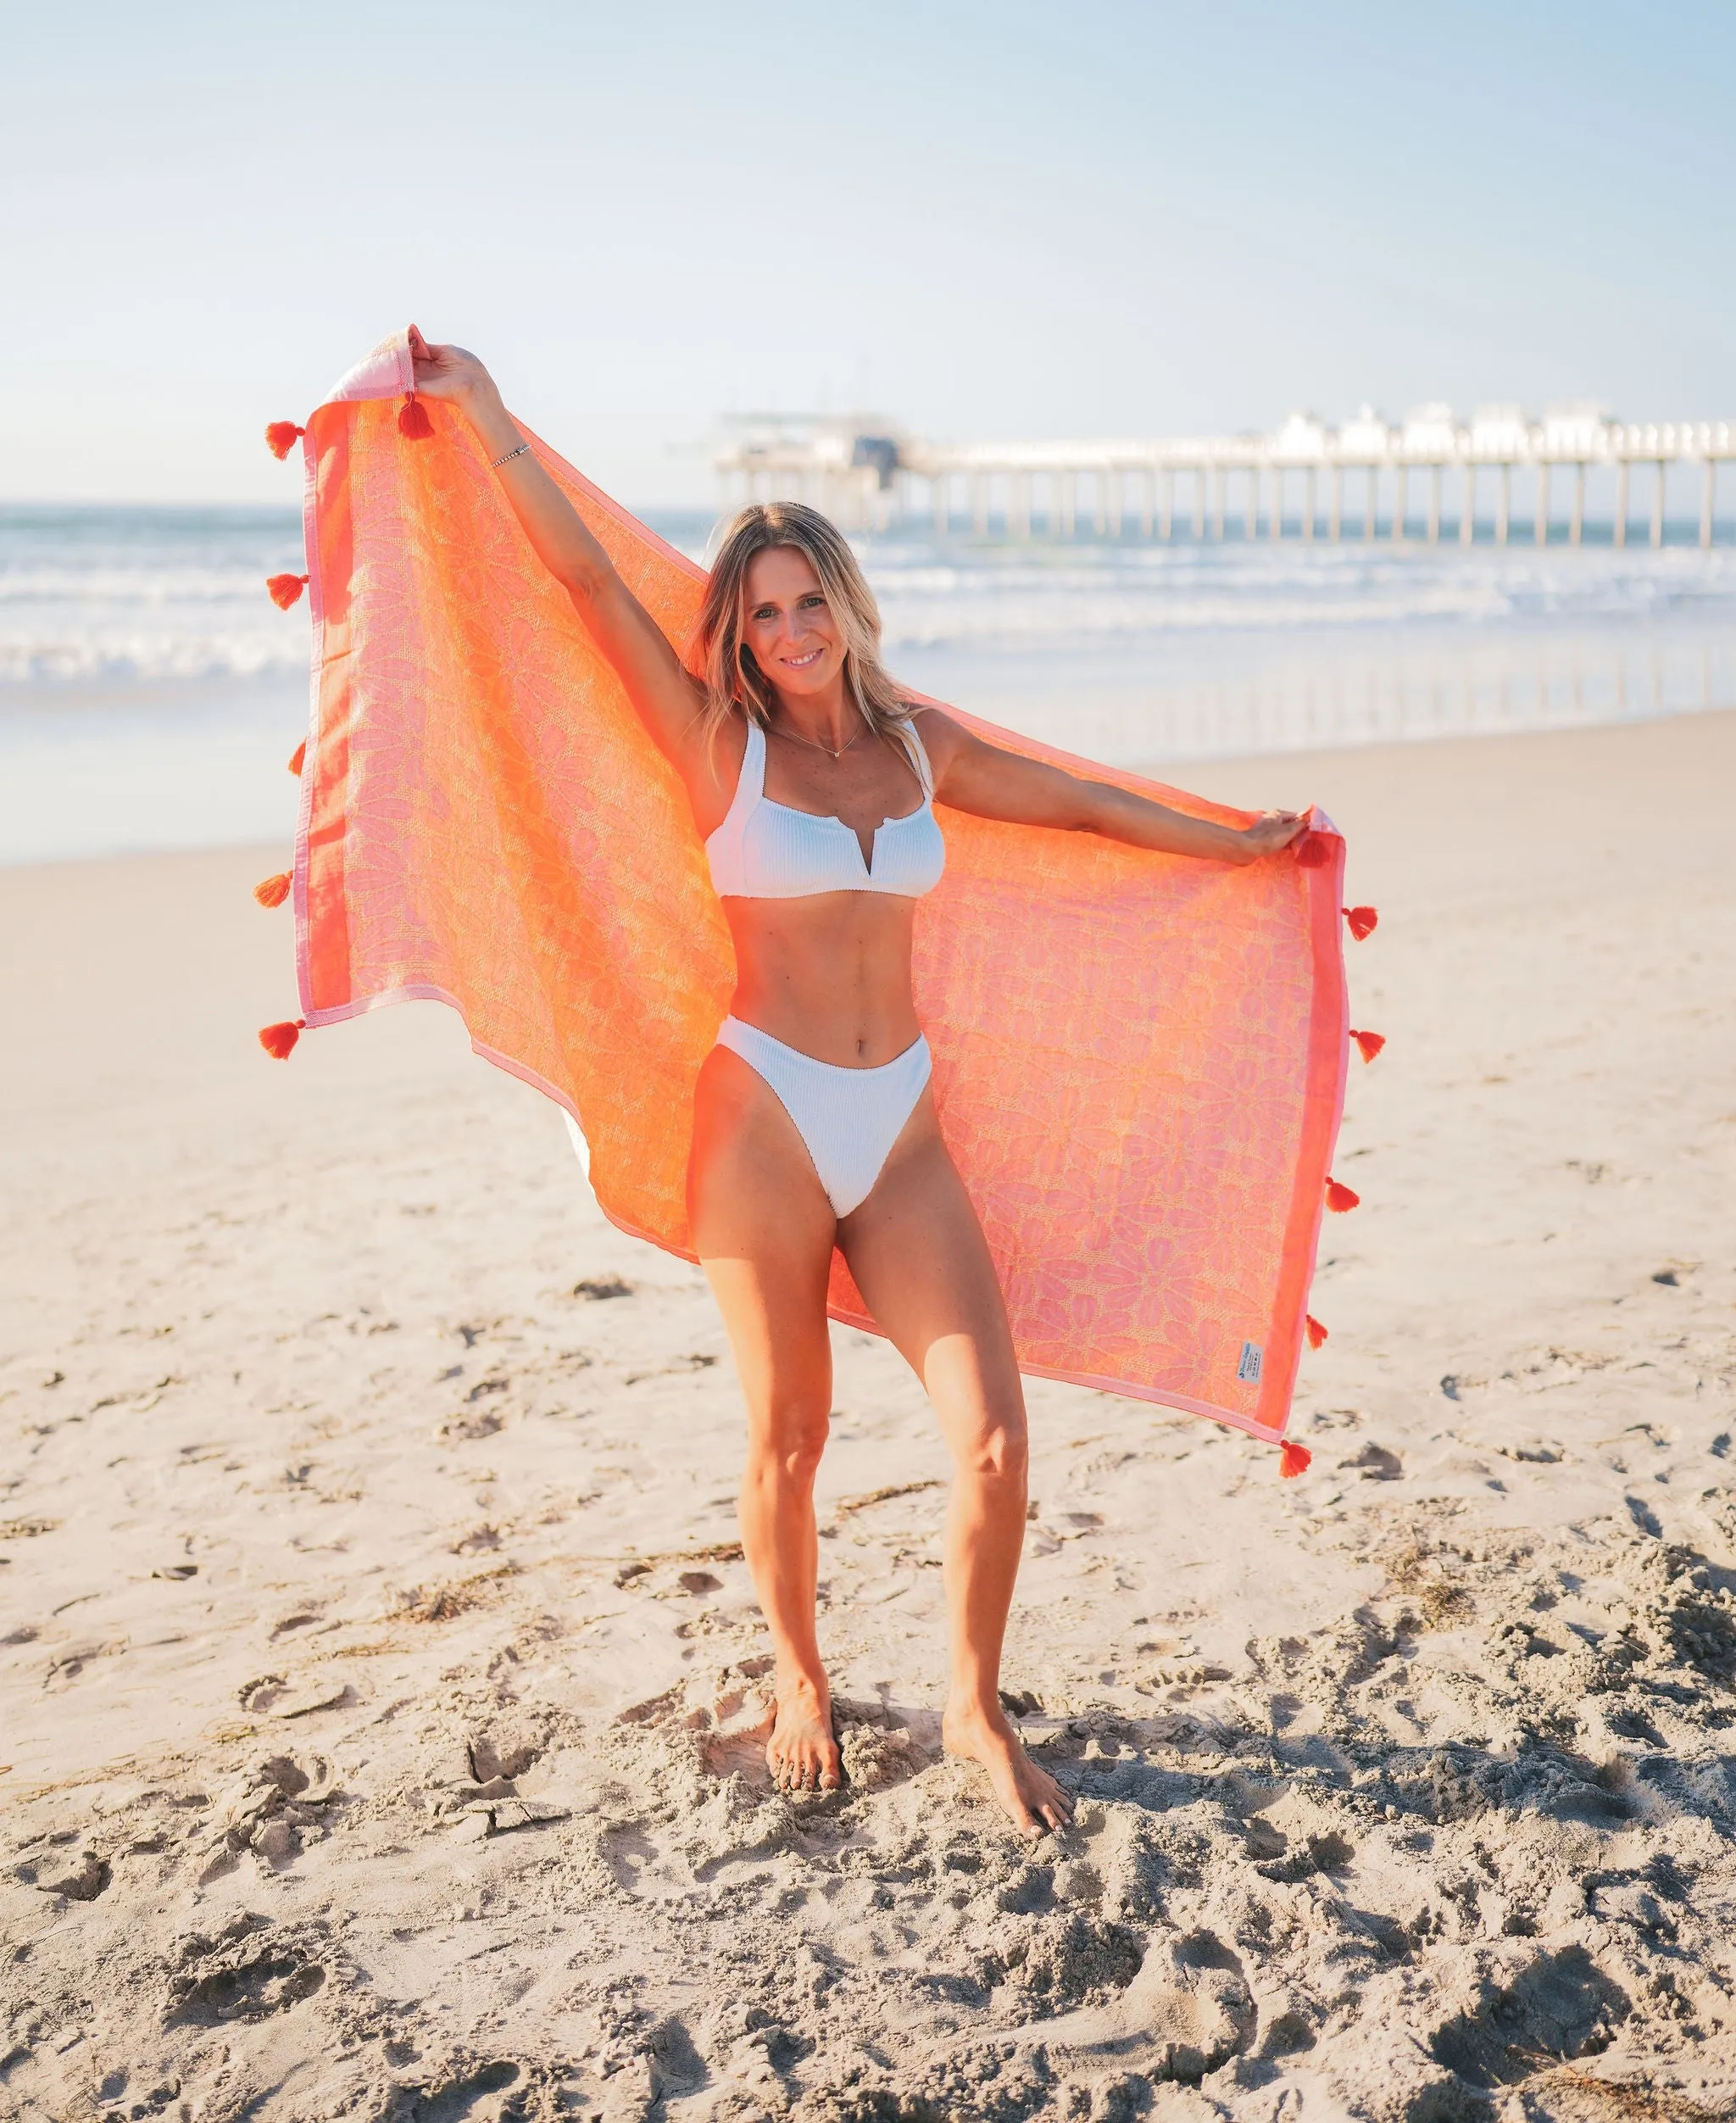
(715, 404, 1735, 548)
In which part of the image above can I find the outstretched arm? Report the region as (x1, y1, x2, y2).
(407, 329, 709, 776)
(915, 710, 1304, 865)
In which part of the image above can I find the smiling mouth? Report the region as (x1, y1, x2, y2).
(782, 649, 824, 669)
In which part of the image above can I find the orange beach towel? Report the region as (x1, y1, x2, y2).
(275, 332, 1355, 1454)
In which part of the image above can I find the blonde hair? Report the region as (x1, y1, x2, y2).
(692, 502, 910, 747)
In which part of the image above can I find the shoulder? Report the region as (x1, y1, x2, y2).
(682, 706, 752, 840)
(904, 704, 970, 763)
(907, 704, 1003, 779)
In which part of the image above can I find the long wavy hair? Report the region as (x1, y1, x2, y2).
(691, 502, 910, 748)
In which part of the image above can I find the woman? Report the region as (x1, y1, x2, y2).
(408, 328, 1305, 1838)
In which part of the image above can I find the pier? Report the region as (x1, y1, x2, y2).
(715, 403, 1735, 548)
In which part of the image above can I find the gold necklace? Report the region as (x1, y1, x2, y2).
(767, 715, 865, 761)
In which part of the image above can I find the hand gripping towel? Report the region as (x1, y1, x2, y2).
(282, 332, 1349, 1450)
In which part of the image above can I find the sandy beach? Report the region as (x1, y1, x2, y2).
(3, 707, 1734, 2121)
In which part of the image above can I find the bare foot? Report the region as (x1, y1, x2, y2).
(943, 1698, 1073, 1838)
(766, 1671, 841, 1796)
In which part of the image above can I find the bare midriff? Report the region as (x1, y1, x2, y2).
(722, 896, 923, 1068)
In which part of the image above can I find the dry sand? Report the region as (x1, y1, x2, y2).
(3, 709, 1734, 2123)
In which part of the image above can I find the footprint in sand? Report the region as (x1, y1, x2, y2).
(35, 1850, 110, 1901)
(1430, 1945, 1630, 2087)
(1339, 1442, 1403, 1481)
(168, 1940, 329, 2026)
(238, 1674, 352, 1719)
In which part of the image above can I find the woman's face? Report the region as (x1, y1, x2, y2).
(742, 546, 845, 702)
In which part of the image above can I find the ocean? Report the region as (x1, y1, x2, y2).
(3, 501, 1733, 864)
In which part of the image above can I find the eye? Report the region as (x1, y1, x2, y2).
(798, 594, 826, 610)
(749, 604, 777, 621)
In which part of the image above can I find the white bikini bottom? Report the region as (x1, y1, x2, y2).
(714, 1016, 932, 1218)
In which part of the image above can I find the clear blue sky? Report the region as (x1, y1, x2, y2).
(5, 1, 1732, 506)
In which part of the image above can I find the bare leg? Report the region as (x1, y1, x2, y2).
(689, 1046, 842, 1795)
(839, 1095, 1072, 1838)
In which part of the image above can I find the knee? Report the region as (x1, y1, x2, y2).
(744, 1404, 830, 1488)
(960, 1413, 1027, 1486)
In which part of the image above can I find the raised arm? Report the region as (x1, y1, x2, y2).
(915, 710, 1305, 865)
(407, 328, 710, 779)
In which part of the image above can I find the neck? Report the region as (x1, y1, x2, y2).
(768, 672, 859, 749)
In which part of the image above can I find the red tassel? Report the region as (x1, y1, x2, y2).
(1344, 904, 1378, 941)
(258, 1018, 305, 1060)
(265, 421, 305, 460)
(266, 572, 309, 610)
(287, 741, 307, 777)
(398, 394, 434, 440)
(253, 872, 292, 909)
(1279, 1440, 1312, 1479)
(1325, 1177, 1360, 1213)
(1294, 831, 1333, 869)
(1305, 1314, 1328, 1350)
(1349, 1028, 1386, 1064)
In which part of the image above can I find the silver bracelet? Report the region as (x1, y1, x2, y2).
(490, 441, 531, 471)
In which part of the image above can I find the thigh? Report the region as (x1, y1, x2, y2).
(836, 1093, 1026, 1451)
(690, 1045, 838, 1429)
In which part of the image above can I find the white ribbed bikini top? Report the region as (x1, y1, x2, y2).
(704, 717, 947, 901)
